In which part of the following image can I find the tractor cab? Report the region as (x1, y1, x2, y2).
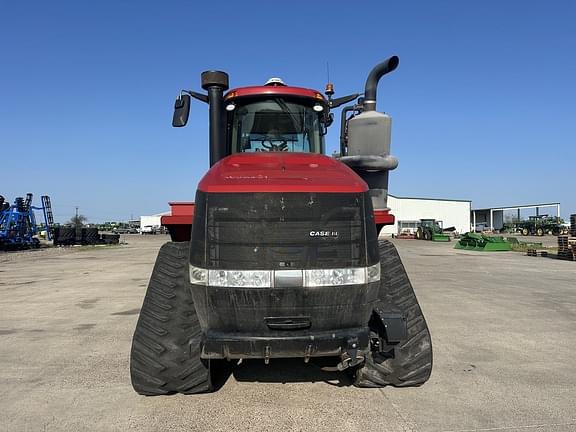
(223, 83, 329, 155)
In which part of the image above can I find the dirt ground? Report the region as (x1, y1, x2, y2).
(1, 235, 575, 431)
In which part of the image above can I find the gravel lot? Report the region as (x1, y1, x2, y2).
(1, 235, 575, 431)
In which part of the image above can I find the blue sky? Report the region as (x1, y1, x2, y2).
(1, 1, 575, 222)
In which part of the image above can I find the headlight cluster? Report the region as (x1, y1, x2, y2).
(209, 269, 271, 288)
(305, 267, 366, 287)
(189, 263, 380, 288)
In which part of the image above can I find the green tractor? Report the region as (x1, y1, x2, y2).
(415, 219, 451, 242)
(516, 215, 564, 236)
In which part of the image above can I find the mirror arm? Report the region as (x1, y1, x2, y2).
(329, 93, 360, 109)
(182, 90, 209, 104)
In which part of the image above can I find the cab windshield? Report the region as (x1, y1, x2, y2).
(228, 98, 324, 154)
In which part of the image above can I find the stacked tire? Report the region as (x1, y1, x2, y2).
(53, 227, 114, 245)
(82, 228, 100, 245)
(53, 227, 76, 246)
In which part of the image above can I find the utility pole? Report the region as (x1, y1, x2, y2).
(75, 206, 80, 228)
(74, 206, 81, 239)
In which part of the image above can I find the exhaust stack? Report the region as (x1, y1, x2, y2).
(340, 56, 400, 215)
(363, 56, 399, 112)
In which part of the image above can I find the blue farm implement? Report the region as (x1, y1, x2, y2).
(0, 193, 54, 251)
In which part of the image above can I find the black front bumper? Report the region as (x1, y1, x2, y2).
(189, 282, 379, 360)
(201, 327, 370, 360)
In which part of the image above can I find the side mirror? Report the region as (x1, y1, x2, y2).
(172, 94, 191, 127)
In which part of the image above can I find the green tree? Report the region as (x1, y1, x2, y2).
(68, 214, 87, 227)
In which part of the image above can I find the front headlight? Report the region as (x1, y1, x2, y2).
(189, 265, 208, 285)
(209, 269, 272, 288)
(189, 263, 380, 287)
(304, 267, 366, 287)
(367, 262, 381, 283)
(304, 263, 380, 287)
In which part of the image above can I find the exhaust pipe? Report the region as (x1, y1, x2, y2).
(201, 71, 229, 166)
(340, 56, 400, 217)
(363, 56, 399, 111)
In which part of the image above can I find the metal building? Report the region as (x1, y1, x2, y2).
(380, 195, 471, 236)
(471, 202, 561, 231)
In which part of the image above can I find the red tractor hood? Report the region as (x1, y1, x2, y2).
(197, 153, 368, 193)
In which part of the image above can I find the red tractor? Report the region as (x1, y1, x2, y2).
(130, 56, 432, 394)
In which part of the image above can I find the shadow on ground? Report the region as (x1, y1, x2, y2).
(226, 357, 352, 387)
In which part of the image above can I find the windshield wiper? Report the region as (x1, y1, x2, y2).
(274, 98, 303, 132)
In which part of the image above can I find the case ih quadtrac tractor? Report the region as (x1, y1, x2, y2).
(130, 56, 432, 394)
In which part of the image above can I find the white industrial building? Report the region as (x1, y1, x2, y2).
(380, 195, 471, 236)
(140, 212, 169, 230)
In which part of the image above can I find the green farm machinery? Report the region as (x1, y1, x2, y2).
(514, 215, 565, 236)
(415, 219, 451, 242)
(455, 232, 512, 251)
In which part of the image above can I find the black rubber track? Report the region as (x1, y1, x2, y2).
(354, 239, 433, 387)
(130, 241, 212, 395)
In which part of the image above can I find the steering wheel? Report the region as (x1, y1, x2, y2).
(261, 140, 288, 152)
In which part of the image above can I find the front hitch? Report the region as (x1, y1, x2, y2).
(321, 337, 366, 372)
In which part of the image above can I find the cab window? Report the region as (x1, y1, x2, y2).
(229, 98, 324, 153)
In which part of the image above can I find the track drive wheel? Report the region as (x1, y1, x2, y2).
(130, 241, 212, 395)
(354, 240, 433, 387)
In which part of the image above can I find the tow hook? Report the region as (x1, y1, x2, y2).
(321, 337, 365, 372)
(264, 345, 271, 365)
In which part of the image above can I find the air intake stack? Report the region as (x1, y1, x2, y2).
(201, 71, 230, 166)
(340, 56, 400, 213)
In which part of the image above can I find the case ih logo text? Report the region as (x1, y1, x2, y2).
(309, 230, 339, 237)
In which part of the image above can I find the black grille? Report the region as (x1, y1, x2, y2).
(190, 192, 375, 270)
